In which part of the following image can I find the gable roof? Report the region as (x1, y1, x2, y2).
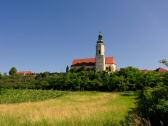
(16, 71, 33, 75)
(72, 57, 116, 66)
(105, 57, 116, 64)
(155, 67, 168, 72)
(72, 58, 96, 65)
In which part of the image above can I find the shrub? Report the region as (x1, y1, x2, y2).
(136, 85, 168, 126)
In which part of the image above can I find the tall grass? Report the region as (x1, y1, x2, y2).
(0, 89, 136, 126)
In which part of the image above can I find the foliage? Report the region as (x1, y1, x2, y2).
(9, 67, 17, 76)
(66, 65, 69, 72)
(0, 66, 167, 92)
(132, 85, 168, 126)
(0, 66, 168, 125)
(160, 59, 168, 67)
(0, 89, 67, 104)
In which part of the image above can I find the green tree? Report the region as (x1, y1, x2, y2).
(66, 65, 69, 72)
(118, 67, 142, 90)
(0, 73, 2, 79)
(160, 59, 168, 67)
(42, 72, 49, 78)
(9, 67, 17, 76)
(136, 85, 168, 126)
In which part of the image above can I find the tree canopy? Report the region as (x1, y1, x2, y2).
(160, 59, 168, 67)
(9, 67, 17, 76)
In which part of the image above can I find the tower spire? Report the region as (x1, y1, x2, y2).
(97, 32, 104, 43)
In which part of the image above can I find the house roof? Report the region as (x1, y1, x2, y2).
(72, 57, 116, 66)
(155, 67, 168, 72)
(16, 71, 33, 75)
(105, 57, 116, 64)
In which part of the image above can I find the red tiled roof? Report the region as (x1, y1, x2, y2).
(16, 71, 33, 75)
(155, 67, 168, 72)
(72, 57, 116, 66)
(105, 57, 116, 64)
(72, 58, 96, 65)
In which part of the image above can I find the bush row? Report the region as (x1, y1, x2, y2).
(0, 67, 167, 91)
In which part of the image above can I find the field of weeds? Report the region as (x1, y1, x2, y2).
(0, 89, 136, 126)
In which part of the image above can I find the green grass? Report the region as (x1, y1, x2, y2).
(0, 89, 67, 104)
(0, 89, 136, 126)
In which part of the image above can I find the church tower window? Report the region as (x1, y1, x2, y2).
(99, 50, 101, 54)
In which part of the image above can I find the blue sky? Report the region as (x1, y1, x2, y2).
(0, 0, 168, 73)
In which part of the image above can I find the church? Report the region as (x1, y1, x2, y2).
(71, 33, 117, 72)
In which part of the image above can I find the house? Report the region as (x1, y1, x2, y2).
(155, 67, 168, 72)
(16, 71, 33, 75)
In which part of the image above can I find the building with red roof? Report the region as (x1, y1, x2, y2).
(155, 67, 168, 72)
(16, 71, 33, 75)
(71, 33, 117, 72)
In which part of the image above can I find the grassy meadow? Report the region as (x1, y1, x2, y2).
(0, 89, 136, 126)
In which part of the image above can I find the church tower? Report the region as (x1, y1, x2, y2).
(96, 32, 105, 71)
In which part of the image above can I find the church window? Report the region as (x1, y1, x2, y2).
(106, 67, 109, 71)
(109, 67, 111, 71)
(99, 50, 101, 54)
